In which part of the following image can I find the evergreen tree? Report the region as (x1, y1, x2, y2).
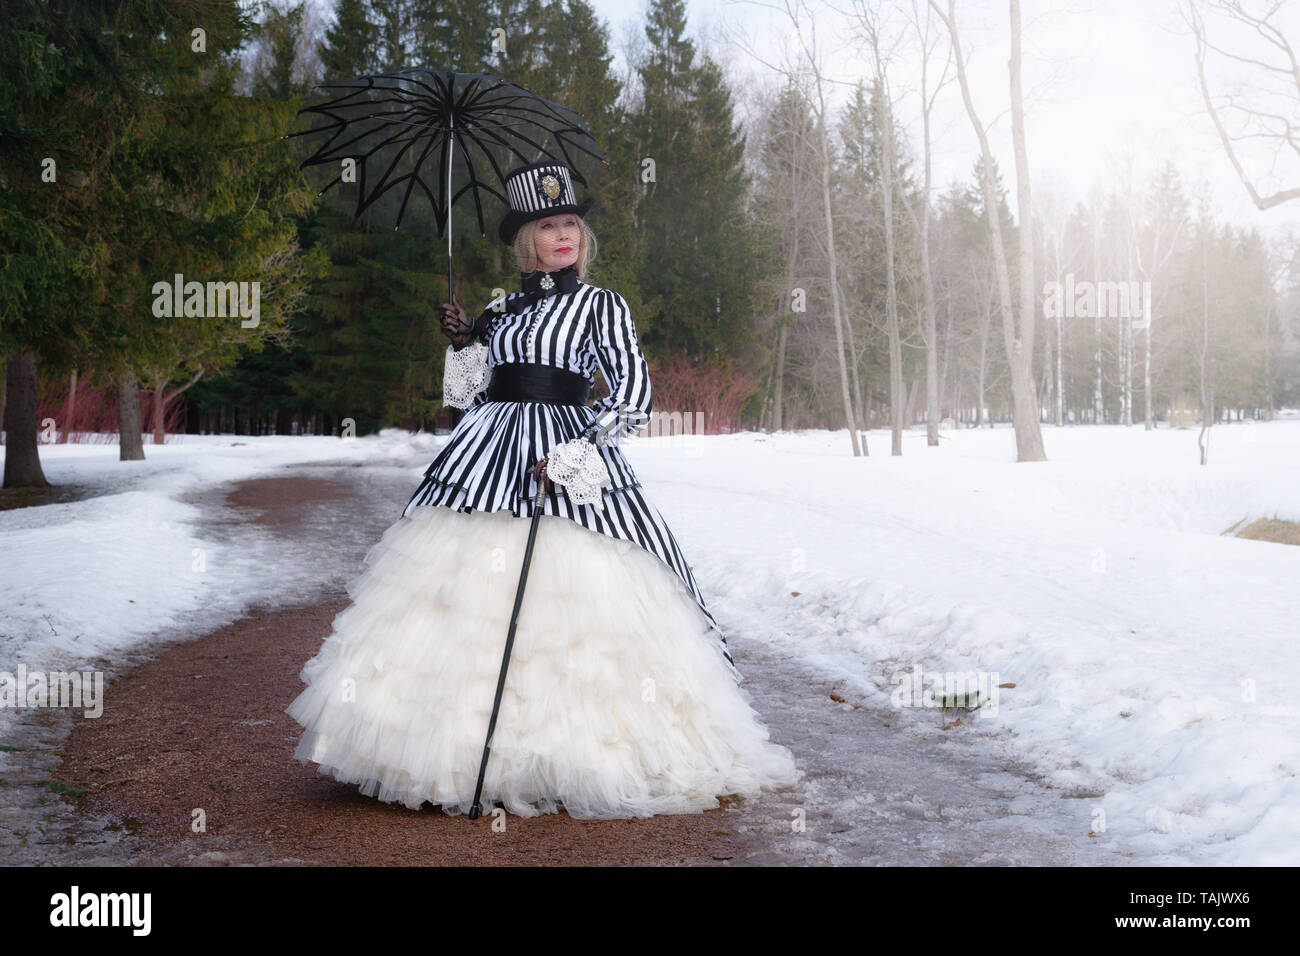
(251, 2, 310, 100)
(321, 0, 379, 80)
(1, 0, 313, 477)
(632, 0, 763, 361)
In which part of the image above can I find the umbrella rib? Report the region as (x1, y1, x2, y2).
(469, 120, 603, 175)
(392, 120, 447, 232)
(355, 121, 448, 214)
(303, 113, 443, 166)
(450, 135, 500, 235)
(292, 69, 605, 238)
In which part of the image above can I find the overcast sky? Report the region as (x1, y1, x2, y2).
(585, 0, 1300, 243)
(292, 0, 1300, 243)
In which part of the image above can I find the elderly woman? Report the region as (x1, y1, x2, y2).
(286, 161, 799, 820)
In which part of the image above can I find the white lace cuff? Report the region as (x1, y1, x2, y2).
(546, 437, 612, 506)
(442, 341, 489, 410)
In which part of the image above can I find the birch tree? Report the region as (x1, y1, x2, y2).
(850, 4, 906, 454)
(930, 0, 1047, 460)
(733, 0, 862, 453)
(1187, 0, 1300, 211)
(752, 80, 821, 431)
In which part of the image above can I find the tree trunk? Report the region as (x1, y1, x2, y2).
(1041, 326, 1053, 424)
(877, 77, 904, 457)
(152, 385, 166, 445)
(1007, 0, 1046, 458)
(844, 304, 866, 442)
(118, 370, 146, 461)
(1094, 309, 1104, 424)
(1119, 247, 1132, 426)
(976, 300, 990, 427)
(904, 378, 921, 425)
(1143, 307, 1153, 430)
(2, 351, 50, 488)
(61, 368, 78, 443)
(919, 76, 940, 447)
(935, 0, 1045, 459)
(1198, 227, 1211, 466)
(1263, 302, 1274, 420)
(1056, 306, 1064, 426)
(759, 325, 777, 432)
(774, 323, 787, 431)
(815, 84, 862, 456)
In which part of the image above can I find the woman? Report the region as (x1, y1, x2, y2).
(286, 161, 800, 819)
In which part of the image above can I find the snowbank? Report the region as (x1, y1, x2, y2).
(3, 418, 1298, 864)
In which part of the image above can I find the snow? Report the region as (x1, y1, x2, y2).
(0, 431, 440, 709)
(3, 418, 1299, 864)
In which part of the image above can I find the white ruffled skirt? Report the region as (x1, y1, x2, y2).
(286, 504, 801, 819)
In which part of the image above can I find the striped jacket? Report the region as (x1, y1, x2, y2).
(403, 274, 735, 674)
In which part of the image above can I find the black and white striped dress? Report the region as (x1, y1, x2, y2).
(403, 275, 734, 673)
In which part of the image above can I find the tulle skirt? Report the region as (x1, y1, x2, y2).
(285, 504, 801, 819)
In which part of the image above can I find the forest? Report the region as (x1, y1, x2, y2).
(2, 0, 1297, 487)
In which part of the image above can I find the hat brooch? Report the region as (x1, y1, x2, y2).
(537, 173, 565, 204)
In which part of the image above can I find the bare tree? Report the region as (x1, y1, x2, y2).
(1187, 0, 1300, 210)
(1197, 199, 1214, 464)
(750, 81, 820, 432)
(849, 4, 906, 454)
(930, 0, 1046, 460)
(851, 0, 953, 448)
(904, 0, 952, 446)
(1036, 182, 1081, 427)
(1133, 169, 1189, 431)
(731, 0, 862, 454)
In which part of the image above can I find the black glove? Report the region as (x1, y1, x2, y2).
(443, 299, 497, 351)
(440, 297, 471, 348)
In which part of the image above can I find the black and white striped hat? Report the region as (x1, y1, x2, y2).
(497, 161, 595, 243)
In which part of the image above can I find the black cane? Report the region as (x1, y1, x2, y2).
(467, 461, 551, 820)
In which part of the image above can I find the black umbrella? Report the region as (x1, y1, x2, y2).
(285, 67, 605, 300)
(287, 68, 599, 822)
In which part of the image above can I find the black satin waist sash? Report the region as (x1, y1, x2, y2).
(486, 362, 592, 406)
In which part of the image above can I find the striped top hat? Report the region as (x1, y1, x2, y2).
(497, 161, 595, 244)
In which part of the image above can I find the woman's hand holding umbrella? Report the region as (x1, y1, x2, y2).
(441, 297, 475, 349)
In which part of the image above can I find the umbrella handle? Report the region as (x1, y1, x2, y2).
(446, 124, 455, 303)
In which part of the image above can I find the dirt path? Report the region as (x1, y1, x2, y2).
(28, 459, 1120, 867)
(48, 473, 753, 866)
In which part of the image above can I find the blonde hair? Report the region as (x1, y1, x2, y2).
(513, 215, 597, 277)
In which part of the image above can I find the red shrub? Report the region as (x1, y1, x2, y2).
(648, 356, 758, 435)
(29, 370, 184, 444)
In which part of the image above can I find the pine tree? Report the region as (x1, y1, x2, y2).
(251, 2, 310, 99)
(321, 0, 379, 81)
(632, 0, 763, 361)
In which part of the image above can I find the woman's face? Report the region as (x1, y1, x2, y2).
(532, 213, 580, 272)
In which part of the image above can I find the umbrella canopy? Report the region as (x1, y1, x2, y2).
(287, 67, 604, 243)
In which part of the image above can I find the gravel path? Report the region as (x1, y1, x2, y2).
(11, 454, 1122, 866)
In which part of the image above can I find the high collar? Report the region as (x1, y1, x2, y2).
(510, 263, 581, 313)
